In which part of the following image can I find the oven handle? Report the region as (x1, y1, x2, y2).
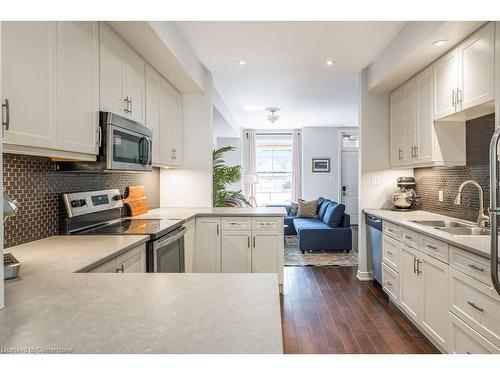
(153, 227, 186, 272)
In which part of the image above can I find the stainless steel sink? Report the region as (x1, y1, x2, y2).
(412, 220, 490, 236)
(435, 226, 490, 236)
(411, 220, 468, 228)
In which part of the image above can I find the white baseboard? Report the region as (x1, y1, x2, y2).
(356, 270, 374, 281)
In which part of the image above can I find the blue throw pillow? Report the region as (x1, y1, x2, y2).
(323, 203, 345, 228)
(317, 199, 331, 220)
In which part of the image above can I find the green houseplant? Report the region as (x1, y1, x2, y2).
(213, 146, 249, 207)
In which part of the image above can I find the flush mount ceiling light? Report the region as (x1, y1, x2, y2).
(432, 39, 448, 47)
(237, 60, 247, 65)
(265, 107, 280, 124)
(326, 59, 335, 66)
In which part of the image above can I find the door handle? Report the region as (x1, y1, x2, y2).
(2, 99, 10, 132)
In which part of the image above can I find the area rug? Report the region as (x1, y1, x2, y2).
(284, 235, 358, 267)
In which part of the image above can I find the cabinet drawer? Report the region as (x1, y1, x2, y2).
(449, 268, 500, 347)
(382, 221, 400, 239)
(400, 228, 419, 249)
(382, 262, 399, 301)
(419, 235, 449, 263)
(222, 217, 252, 231)
(448, 312, 500, 353)
(450, 246, 493, 286)
(252, 217, 283, 231)
(382, 234, 400, 271)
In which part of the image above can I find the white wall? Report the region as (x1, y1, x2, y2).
(358, 69, 413, 281)
(160, 71, 214, 207)
(0, 22, 4, 309)
(301, 127, 341, 202)
(215, 136, 243, 192)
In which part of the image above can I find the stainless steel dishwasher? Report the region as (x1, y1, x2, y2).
(366, 214, 382, 284)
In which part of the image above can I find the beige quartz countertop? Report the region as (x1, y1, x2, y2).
(130, 206, 287, 221)
(0, 235, 283, 354)
(363, 209, 495, 259)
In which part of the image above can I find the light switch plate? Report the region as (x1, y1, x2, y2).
(371, 176, 381, 186)
(438, 191, 444, 202)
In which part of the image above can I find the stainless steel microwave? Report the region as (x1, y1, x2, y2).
(56, 112, 153, 173)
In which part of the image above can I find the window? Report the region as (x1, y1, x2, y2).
(255, 133, 293, 205)
(342, 134, 359, 149)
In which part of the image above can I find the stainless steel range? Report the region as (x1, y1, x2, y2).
(63, 189, 185, 273)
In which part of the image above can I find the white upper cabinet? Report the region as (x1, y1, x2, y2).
(56, 22, 99, 155)
(145, 65, 162, 163)
(162, 82, 183, 166)
(415, 67, 434, 164)
(458, 22, 495, 111)
(99, 23, 145, 123)
(2, 22, 57, 149)
(434, 22, 495, 121)
(390, 86, 404, 166)
(433, 49, 460, 120)
(403, 79, 418, 163)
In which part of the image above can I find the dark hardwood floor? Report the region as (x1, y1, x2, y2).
(281, 266, 440, 354)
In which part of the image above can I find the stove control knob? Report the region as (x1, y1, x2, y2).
(79, 199, 87, 206)
(113, 194, 123, 201)
(70, 199, 87, 208)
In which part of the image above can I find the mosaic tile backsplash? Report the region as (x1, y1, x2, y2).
(3, 154, 160, 248)
(414, 114, 494, 222)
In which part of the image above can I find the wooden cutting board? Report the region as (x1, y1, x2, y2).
(123, 186, 149, 216)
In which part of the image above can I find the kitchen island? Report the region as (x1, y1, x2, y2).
(0, 235, 283, 354)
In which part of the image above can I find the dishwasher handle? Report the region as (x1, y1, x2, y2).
(366, 214, 383, 231)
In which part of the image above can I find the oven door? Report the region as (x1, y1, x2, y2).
(106, 124, 152, 172)
(153, 227, 186, 273)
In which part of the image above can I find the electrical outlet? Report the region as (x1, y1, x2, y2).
(438, 191, 444, 202)
(371, 176, 381, 186)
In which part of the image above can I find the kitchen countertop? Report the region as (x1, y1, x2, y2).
(0, 235, 283, 354)
(130, 206, 287, 222)
(363, 209, 495, 259)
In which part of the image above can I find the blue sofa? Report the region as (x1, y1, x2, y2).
(268, 198, 352, 254)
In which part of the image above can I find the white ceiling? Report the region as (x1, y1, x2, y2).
(176, 21, 406, 130)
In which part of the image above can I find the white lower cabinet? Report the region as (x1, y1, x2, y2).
(194, 216, 284, 289)
(399, 244, 421, 322)
(221, 230, 251, 273)
(194, 218, 221, 273)
(89, 244, 146, 273)
(448, 312, 500, 354)
(183, 219, 195, 273)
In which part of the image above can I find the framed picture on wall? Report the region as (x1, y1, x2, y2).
(312, 158, 330, 173)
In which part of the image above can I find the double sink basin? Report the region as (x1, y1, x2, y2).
(411, 220, 490, 236)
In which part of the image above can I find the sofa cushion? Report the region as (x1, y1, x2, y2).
(317, 199, 331, 220)
(293, 217, 332, 232)
(297, 199, 317, 218)
(323, 203, 345, 228)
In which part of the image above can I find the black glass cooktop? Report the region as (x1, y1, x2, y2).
(81, 218, 181, 239)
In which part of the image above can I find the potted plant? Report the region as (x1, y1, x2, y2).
(213, 146, 249, 207)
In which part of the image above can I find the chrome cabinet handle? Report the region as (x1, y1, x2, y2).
(2, 99, 10, 131)
(124, 97, 129, 113)
(414, 145, 418, 158)
(216, 224, 219, 235)
(413, 257, 418, 274)
(247, 236, 250, 248)
(385, 280, 393, 286)
(387, 250, 393, 255)
(417, 259, 422, 275)
(467, 301, 484, 312)
(468, 264, 485, 272)
(116, 264, 124, 273)
(398, 148, 402, 160)
(426, 244, 437, 250)
(457, 88, 463, 106)
(128, 98, 132, 114)
(402, 234, 412, 240)
(452, 89, 456, 107)
(252, 236, 256, 248)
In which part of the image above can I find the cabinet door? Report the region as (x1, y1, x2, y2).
(125, 47, 145, 123)
(399, 245, 421, 321)
(221, 230, 251, 273)
(56, 21, 99, 155)
(415, 67, 434, 163)
(162, 82, 183, 166)
(2, 21, 57, 148)
(458, 22, 495, 111)
(420, 253, 449, 350)
(145, 65, 162, 163)
(194, 218, 221, 273)
(390, 86, 404, 166)
(99, 23, 127, 116)
(434, 49, 459, 120)
(403, 80, 417, 163)
(119, 249, 146, 273)
(183, 220, 196, 273)
(252, 232, 280, 274)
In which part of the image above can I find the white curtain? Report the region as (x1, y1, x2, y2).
(291, 129, 302, 202)
(243, 129, 257, 201)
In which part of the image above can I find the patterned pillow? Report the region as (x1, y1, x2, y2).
(297, 199, 318, 218)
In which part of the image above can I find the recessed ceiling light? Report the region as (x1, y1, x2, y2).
(237, 60, 246, 65)
(432, 39, 448, 47)
(326, 60, 335, 66)
(244, 105, 263, 111)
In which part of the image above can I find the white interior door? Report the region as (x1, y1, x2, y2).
(341, 150, 358, 225)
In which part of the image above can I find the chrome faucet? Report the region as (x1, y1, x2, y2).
(454, 180, 490, 228)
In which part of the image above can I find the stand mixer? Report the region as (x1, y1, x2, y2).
(391, 177, 421, 211)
